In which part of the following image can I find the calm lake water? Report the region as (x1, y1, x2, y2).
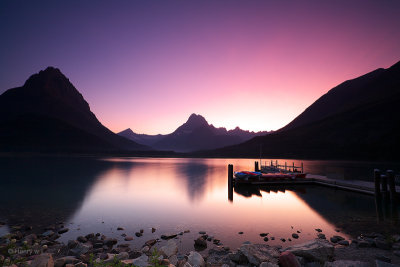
(0, 156, 399, 253)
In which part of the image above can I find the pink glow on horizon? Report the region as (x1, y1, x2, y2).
(1, 1, 399, 134)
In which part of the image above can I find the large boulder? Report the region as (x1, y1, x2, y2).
(206, 247, 231, 266)
(239, 244, 280, 266)
(160, 240, 178, 257)
(132, 254, 149, 267)
(54, 256, 79, 267)
(30, 253, 54, 267)
(187, 251, 205, 267)
(324, 260, 370, 267)
(282, 239, 334, 263)
(279, 251, 301, 267)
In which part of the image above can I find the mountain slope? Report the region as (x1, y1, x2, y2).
(119, 114, 270, 152)
(197, 61, 400, 160)
(0, 67, 149, 152)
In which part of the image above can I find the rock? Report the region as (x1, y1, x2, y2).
(264, 237, 269, 242)
(132, 254, 149, 267)
(375, 239, 391, 250)
(58, 228, 69, 234)
(142, 246, 150, 253)
(124, 236, 134, 241)
(394, 250, 400, 257)
(324, 260, 370, 267)
(69, 243, 91, 256)
(161, 233, 178, 240)
(117, 227, 124, 231)
(279, 251, 301, 267)
(199, 231, 206, 234)
(375, 260, 399, 267)
(333, 235, 344, 241)
(271, 237, 275, 240)
(238, 232, 243, 234)
(338, 240, 349, 246)
(129, 250, 143, 259)
(117, 252, 129, 260)
(187, 251, 205, 267)
(135, 232, 143, 237)
(184, 230, 190, 233)
(77, 236, 87, 243)
(74, 263, 87, 267)
(85, 233, 95, 239)
(318, 234, 326, 239)
(140, 229, 144, 233)
(239, 243, 280, 265)
(162, 259, 170, 265)
(292, 233, 299, 239)
(169, 255, 179, 265)
(315, 229, 322, 233)
(260, 263, 279, 267)
(206, 247, 231, 266)
(160, 240, 178, 257)
(280, 238, 286, 242)
(42, 230, 55, 237)
(283, 239, 334, 262)
(152, 227, 156, 233)
(330, 237, 339, 243)
(145, 239, 157, 247)
(357, 241, 371, 248)
(260, 233, 269, 237)
(68, 240, 79, 249)
(121, 259, 134, 266)
(54, 256, 79, 267)
(104, 238, 118, 246)
(194, 237, 207, 249)
(23, 233, 37, 245)
(93, 242, 104, 249)
(31, 253, 54, 267)
(376, 254, 391, 263)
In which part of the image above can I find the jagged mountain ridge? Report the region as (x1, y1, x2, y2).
(118, 113, 270, 152)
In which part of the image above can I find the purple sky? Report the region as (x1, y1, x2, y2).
(1, 1, 399, 134)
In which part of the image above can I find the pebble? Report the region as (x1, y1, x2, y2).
(260, 233, 269, 237)
(280, 238, 286, 242)
(238, 232, 243, 234)
(315, 229, 322, 233)
(317, 233, 326, 239)
(199, 231, 206, 234)
(117, 227, 124, 231)
(151, 228, 156, 233)
(292, 233, 299, 239)
(263, 237, 269, 242)
(124, 236, 134, 241)
(338, 240, 349, 246)
(135, 232, 143, 237)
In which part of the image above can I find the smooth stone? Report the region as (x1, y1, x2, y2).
(239, 243, 280, 265)
(58, 228, 69, 234)
(375, 239, 391, 250)
(30, 253, 54, 267)
(264, 237, 269, 242)
(141, 246, 150, 253)
(77, 236, 87, 243)
(67, 240, 79, 249)
(124, 236, 134, 241)
(104, 238, 118, 246)
(145, 239, 157, 247)
(279, 251, 301, 267)
(117, 227, 124, 231)
(70, 243, 91, 256)
(338, 240, 349, 246)
(318, 234, 326, 239)
(199, 231, 206, 235)
(206, 247, 231, 266)
(129, 250, 142, 259)
(238, 232, 243, 234)
(375, 260, 399, 267)
(332, 235, 344, 241)
(42, 230, 55, 237)
(280, 238, 286, 242)
(160, 240, 178, 257)
(324, 260, 370, 267)
(161, 233, 178, 240)
(260, 263, 279, 267)
(330, 237, 339, 243)
(376, 254, 391, 263)
(315, 229, 323, 233)
(282, 239, 334, 262)
(169, 255, 179, 265)
(187, 251, 205, 267)
(292, 233, 299, 239)
(132, 255, 149, 267)
(54, 256, 79, 267)
(194, 237, 207, 248)
(358, 241, 371, 248)
(151, 228, 156, 233)
(260, 233, 269, 237)
(135, 232, 143, 237)
(116, 252, 129, 260)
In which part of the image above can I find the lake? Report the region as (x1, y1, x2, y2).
(0, 156, 399, 253)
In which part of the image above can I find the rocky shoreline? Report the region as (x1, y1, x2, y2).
(1, 222, 400, 267)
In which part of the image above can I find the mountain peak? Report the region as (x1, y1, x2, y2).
(186, 113, 208, 127)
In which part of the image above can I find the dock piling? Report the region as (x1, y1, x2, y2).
(255, 161, 259, 172)
(381, 174, 388, 194)
(374, 169, 381, 196)
(228, 164, 233, 202)
(387, 170, 396, 200)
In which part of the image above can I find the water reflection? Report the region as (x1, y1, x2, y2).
(0, 157, 399, 252)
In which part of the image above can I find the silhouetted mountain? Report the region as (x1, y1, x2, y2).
(197, 61, 400, 160)
(0, 67, 149, 152)
(118, 128, 164, 147)
(119, 113, 270, 152)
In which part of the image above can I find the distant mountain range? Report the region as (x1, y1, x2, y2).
(118, 114, 270, 152)
(0, 67, 149, 152)
(197, 61, 400, 160)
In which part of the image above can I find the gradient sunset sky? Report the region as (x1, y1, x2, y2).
(1, 1, 399, 134)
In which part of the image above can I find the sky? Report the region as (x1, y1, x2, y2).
(1, 1, 400, 134)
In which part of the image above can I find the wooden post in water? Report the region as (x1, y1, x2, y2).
(374, 169, 381, 196)
(381, 174, 388, 194)
(387, 170, 396, 200)
(228, 164, 233, 202)
(255, 161, 259, 172)
(292, 162, 295, 172)
(285, 162, 287, 172)
(301, 162, 304, 173)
